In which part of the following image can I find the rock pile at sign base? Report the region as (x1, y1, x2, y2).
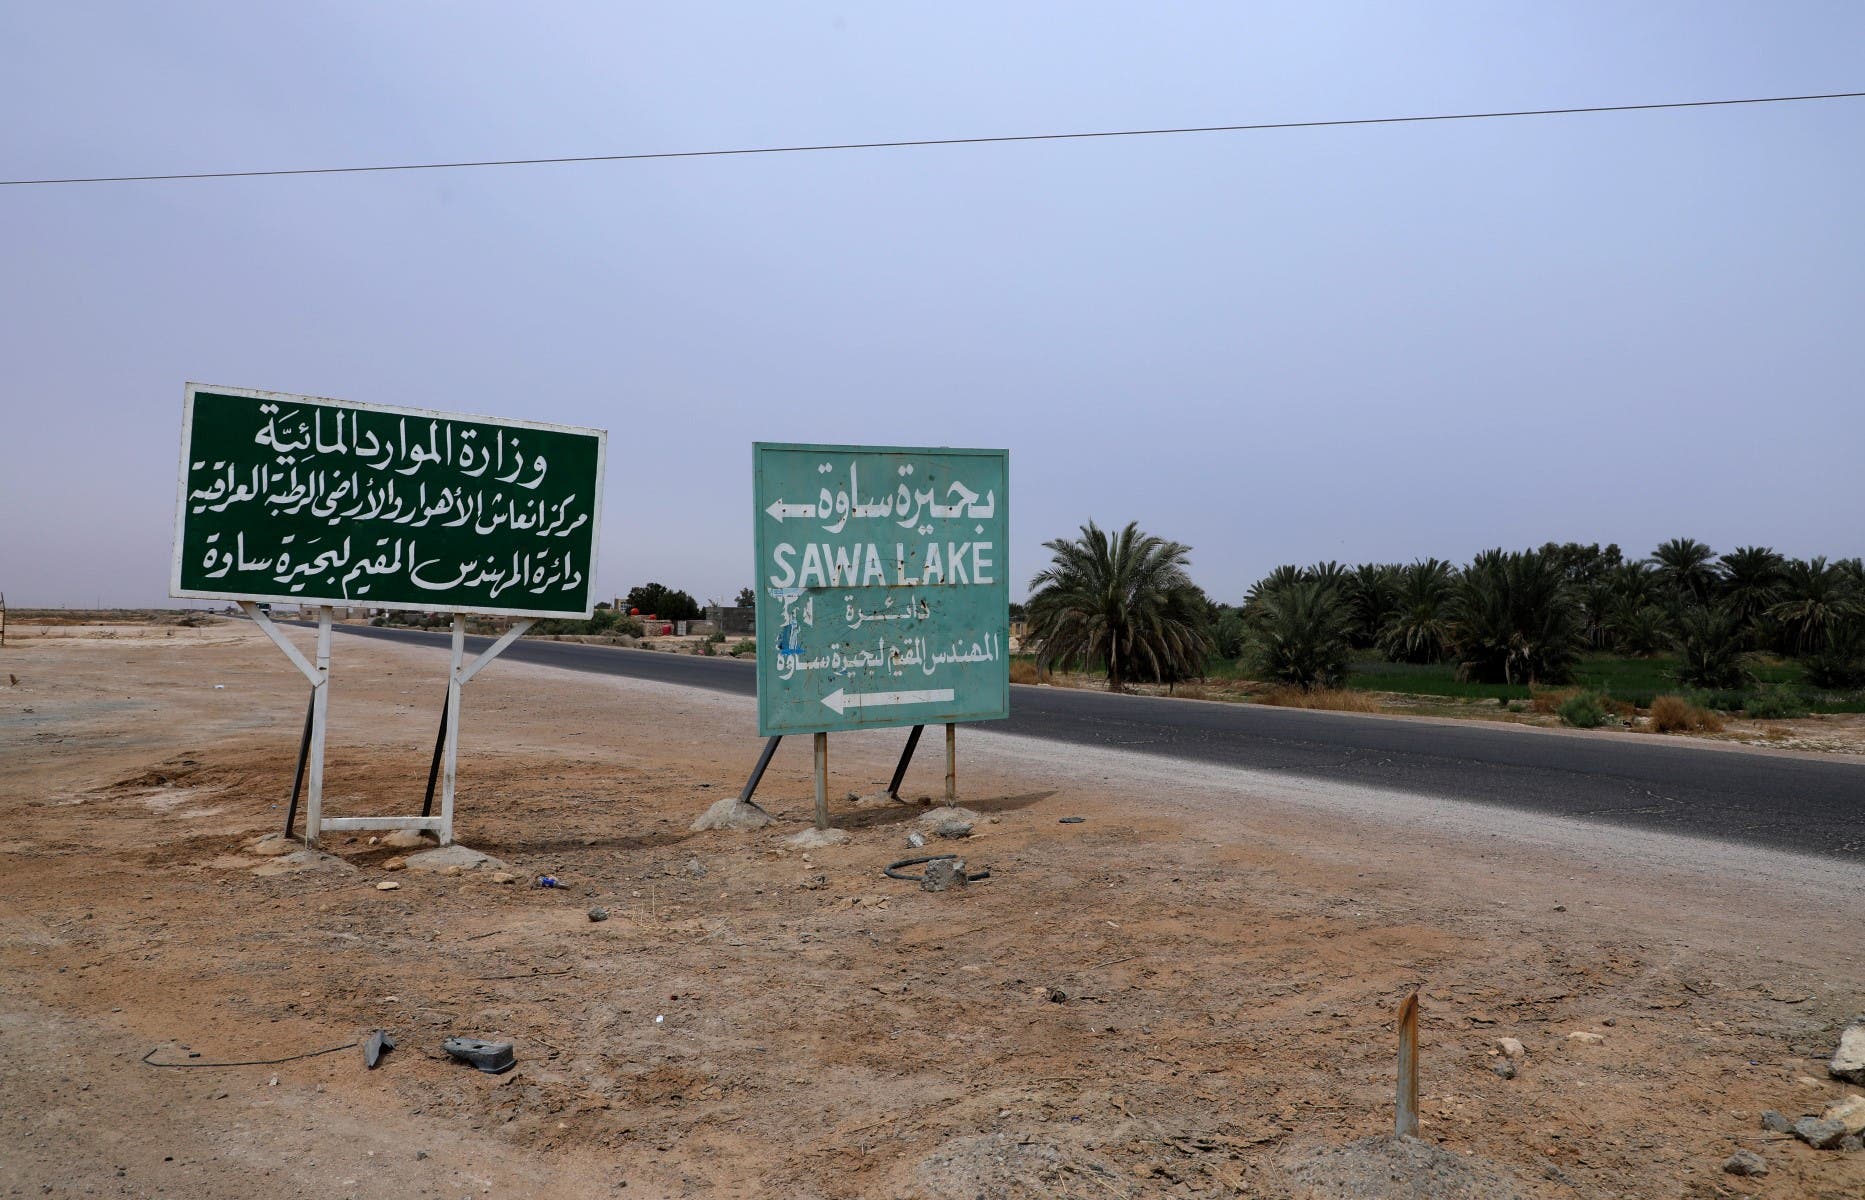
(783, 827, 851, 849)
(250, 849, 355, 877)
(689, 798, 773, 832)
(404, 844, 508, 873)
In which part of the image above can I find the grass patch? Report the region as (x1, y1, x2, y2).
(1009, 659, 1042, 685)
(1255, 686, 1380, 713)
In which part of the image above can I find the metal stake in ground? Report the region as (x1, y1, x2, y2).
(813, 731, 830, 829)
(281, 689, 315, 839)
(1395, 990, 1420, 1138)
(886, 725, 925, 801)
(944, 722, 957, 806)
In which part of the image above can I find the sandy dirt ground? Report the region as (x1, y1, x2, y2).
(1, 620, 1861, 1199)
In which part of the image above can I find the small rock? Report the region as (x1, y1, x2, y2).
(1045, 986, 1068, 1004)
(1496, 1037, 1526, 1060)
(683, 857, 707, 879)
(934, 819, 973, 839)
(1831, 1023, 1865, 1085)
(489, 871, 515, 884)
(382, 856, 407, 872)
(415, 1150, 428, 1161)
(1552, 904, 1566, 912)
(381, 828, 437, 850)
(802, 873, 828, 891)
(587, 907, 609, 922)
(906, 831, 926, 849)
(921, 859, 968, 892)
(1566, 1031, 1605, 1046)
(1793, 1116, 1848, 1149)
(375, 880, 401, 891)
(1491, 1060, 1516, 1080)
(1760, 1110, 1793, 1133)
(783, 827, 851, 849)
(1841, 1134, 1863, 1153)
(1722, 1150, 1767, 1177)
(1822, 1093, 1865, 1135)
(405, 843, 507, 873)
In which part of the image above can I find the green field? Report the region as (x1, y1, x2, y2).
(1018, 649, 1865, 714)
(1338, 652, 1865, 713)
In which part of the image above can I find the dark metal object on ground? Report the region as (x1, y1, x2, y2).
(442, 1037, 515, 1074)
(1058, 816, 1085, 824)
(362, 1029, 395, 1069)
(421, 690, 450, 817)
(882, 853, 991, 883)
(282, 690, 315, 839)
(738, 735, 782, 805)
(887, 725, 925, 799)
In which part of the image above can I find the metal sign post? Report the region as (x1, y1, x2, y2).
(175, 384, 605, 846)
(744, 443, 1009, 825)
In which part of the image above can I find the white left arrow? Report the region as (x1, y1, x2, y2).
(764, 499, 818, 521)
(821, 687, 955, 715)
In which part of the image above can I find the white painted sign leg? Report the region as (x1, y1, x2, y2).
(305, 607, 333, 845)
(441, 615, 466, 846)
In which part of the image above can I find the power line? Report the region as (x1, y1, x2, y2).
(4, 90, 1860, 188)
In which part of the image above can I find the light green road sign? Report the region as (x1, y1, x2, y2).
(753, 442, 1010, 737)
(171, 384, 606, 618)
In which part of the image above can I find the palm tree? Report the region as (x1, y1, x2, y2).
(1671, 603, 1751, 690)
(1026, 520, 1213, 691)
(1769, 557, 1862, 655)
(1716, 545, 1785, 643)
(1378, 558, 1456, 664)
(1649, 538, 1719, 607)
(1245, 579, 1355, 689)
(1244, 565, 1306, 610)
(1449, 548, 1586, 685)
(1343, 563, 1401, 649)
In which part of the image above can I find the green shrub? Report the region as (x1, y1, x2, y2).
(1743, 686, 1810, 720)
(1556, 691, 1609, 728)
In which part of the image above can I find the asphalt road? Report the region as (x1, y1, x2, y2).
(328, 624, 1863, 860)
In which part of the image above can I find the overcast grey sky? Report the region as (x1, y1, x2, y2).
(4, 3, 1861, 608)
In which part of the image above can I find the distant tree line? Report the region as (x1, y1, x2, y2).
(1233, 540, 1865, 692)
(1023, 529, 1865, 696)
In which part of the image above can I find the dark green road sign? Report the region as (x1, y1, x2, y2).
(171, 384, 606, 617)
(753, 442, 1009, 736)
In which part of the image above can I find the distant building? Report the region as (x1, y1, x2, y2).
(705, 605, 755, 636)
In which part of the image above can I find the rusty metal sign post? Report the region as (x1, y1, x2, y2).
(1396, 990, 1421, 1138)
